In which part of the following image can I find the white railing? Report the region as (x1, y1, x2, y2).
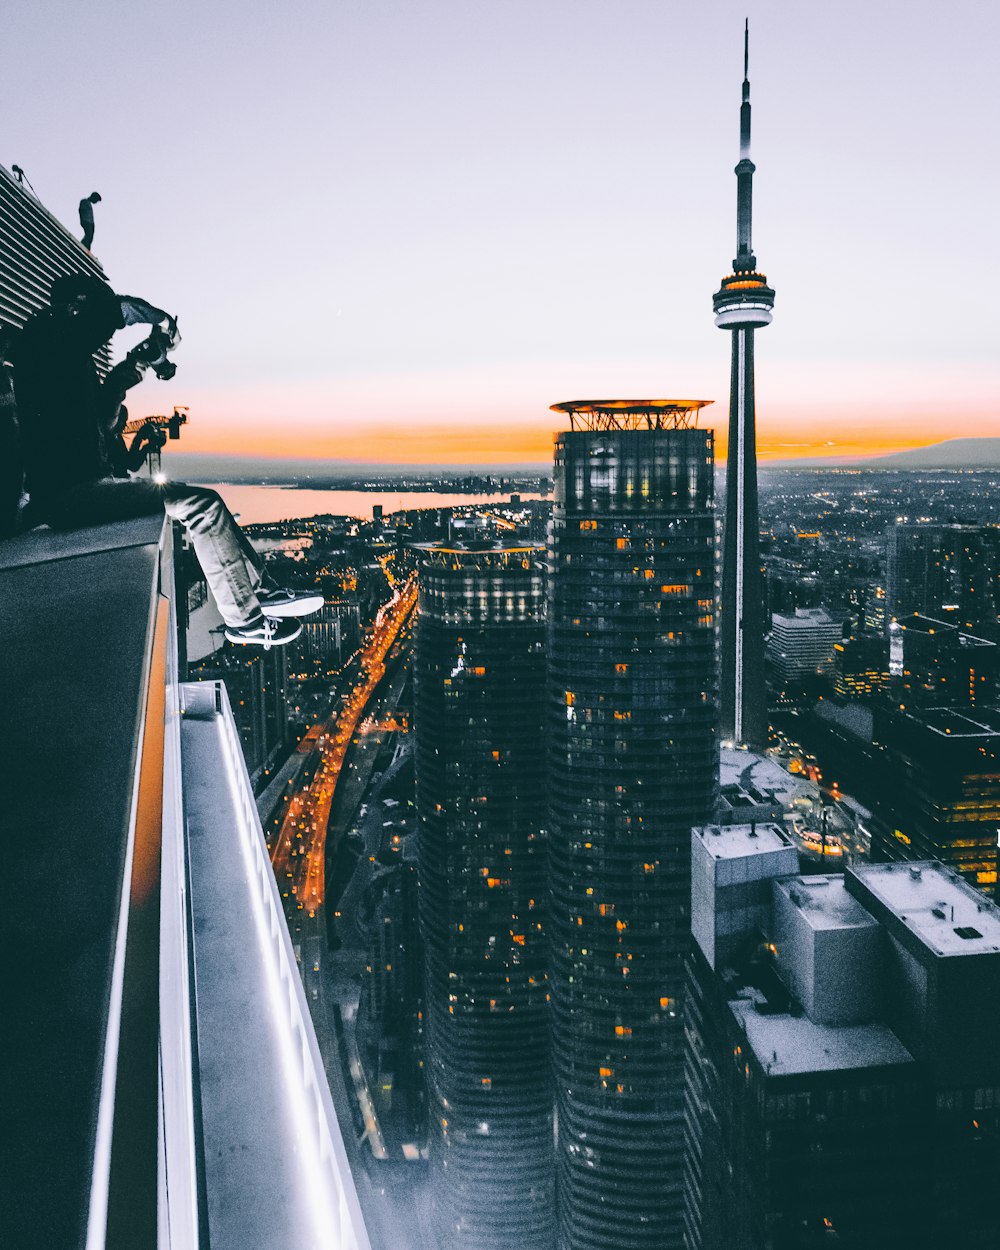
(180, 681, 372, 1250)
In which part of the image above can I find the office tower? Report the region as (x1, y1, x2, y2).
(414, 539, 552, 1250)
(891, 614, 998, 709)
(358, 861, 425, 1133)
(765, 607, 843, 686)
(296, 596, 362, 675)
(870, 703, 1000, 894)
(833, 628, 889, 700)
(715, 24, 775, 749)
(887, 522, 1000, 633)
(862, 582, 887, 634)
(547, 400, 718, 1250)
(685, 829, 1000, 1249)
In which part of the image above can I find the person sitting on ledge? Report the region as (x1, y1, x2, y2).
(12, 275, 320, 648)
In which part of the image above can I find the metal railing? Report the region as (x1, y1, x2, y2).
(180, 680, 372, 1250)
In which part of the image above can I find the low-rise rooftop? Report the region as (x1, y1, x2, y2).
(849, 861, 1000, 957)
(774, 874, 878, 933)
(729, 997, 914, 1077)
(694, 821, 793, 860)
(905, 706, 1000, 739)
(771, 607, 838, 629)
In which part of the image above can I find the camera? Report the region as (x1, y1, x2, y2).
(128, 319, 181, 381)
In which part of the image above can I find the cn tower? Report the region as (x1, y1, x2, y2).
(714, 21, 774, 750)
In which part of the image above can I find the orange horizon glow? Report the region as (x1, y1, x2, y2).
(153, 364, 1000, 468)
(167, 416, 997, 468)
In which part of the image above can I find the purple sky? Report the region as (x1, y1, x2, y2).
(4, 1, 999, 463)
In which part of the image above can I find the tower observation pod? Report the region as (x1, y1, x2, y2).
(714, 21, 775, 750)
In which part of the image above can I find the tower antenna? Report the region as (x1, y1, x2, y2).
(713, 23, 776, 751)
(744, 18, 749, 80)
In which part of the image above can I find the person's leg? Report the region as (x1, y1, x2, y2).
(45, 478, 263, 628)
(82, 224, 94, 250)
(161, 483, 263, 627)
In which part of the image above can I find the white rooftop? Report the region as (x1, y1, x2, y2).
(851, 862, 1000, 957)
(774, 874, 878, 933)
(771, 607, 838, 629)
(694, 822, 794, 860)
(730, 998, 913, 1077)
(720, 746, 818, 807)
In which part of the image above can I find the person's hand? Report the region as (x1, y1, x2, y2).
(138, 422, 166, 448)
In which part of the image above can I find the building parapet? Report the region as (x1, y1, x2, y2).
(1, 516, 371, 1249)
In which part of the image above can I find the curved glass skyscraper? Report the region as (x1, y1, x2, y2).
(546, 403, 719, 1250)
(415, 539, 553, 1250)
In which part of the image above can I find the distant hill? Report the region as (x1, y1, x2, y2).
(866, 438, 1000, 469)
(763, 438, 1000, 471)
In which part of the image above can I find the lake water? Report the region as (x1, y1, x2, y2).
(198, 483, 546, 526)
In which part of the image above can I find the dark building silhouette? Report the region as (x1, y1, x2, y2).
(870, 703, 1000, 896)
(547, 400, 718, 1250)
(295, 595, 362, 676)
(415, 539, 552, 1250)
(715, 25, 775, 750)
(833, 628, 889, 700)
(685, 828, 1000, 1250)
(890, 613, 999, 709)
(358, 860, 425, 1133)
(886, 522, 1000, 635)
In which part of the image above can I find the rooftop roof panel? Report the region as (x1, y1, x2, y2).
(694, 821, 794, 860)
(730, 998, 914, 1077)
(774, 874, 878, 932)
(850, 862, 1000, 957)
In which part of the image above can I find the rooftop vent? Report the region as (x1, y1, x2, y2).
(908, 866, 923, 881)
(954, 926, 983, 941)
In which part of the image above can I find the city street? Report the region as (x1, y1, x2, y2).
(263, 570, 422, 1248)
(267, 575, 417, 916)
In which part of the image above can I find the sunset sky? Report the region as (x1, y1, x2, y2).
(4, 1, 999, 467)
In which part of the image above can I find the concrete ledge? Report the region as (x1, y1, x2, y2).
(0, 516, 166, 1248)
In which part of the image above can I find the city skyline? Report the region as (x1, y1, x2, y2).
(8, 8, 1000, 1246)
(3, 1, 999, 466)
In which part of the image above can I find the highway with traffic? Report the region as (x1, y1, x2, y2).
(268, 574, 418, 917)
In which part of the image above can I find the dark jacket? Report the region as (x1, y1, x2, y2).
(13, 308, 138, 509)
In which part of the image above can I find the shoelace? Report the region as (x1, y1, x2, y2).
(262, 616, 275, 651)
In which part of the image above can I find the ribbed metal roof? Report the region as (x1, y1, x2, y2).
(0, 163, 111, 370)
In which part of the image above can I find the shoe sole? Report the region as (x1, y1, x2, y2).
(261, 595, 324, 618)
(225, 621, 303, 646)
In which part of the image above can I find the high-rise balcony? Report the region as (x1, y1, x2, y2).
(1, 515, 371, 1250)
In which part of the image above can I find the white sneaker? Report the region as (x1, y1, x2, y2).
(225, 615, 302, 649)
(258, 587, 325, 618)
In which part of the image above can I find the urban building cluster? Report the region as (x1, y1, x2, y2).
(5, 23, 1000, 1250)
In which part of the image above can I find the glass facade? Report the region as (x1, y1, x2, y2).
(547, 426, 719, 1250)
(871, 705, 1000, 893)
(415, 544, 553, 1249)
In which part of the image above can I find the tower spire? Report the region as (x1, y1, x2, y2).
(736, 19, 754, 265)
(714, 22, 775, 752)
